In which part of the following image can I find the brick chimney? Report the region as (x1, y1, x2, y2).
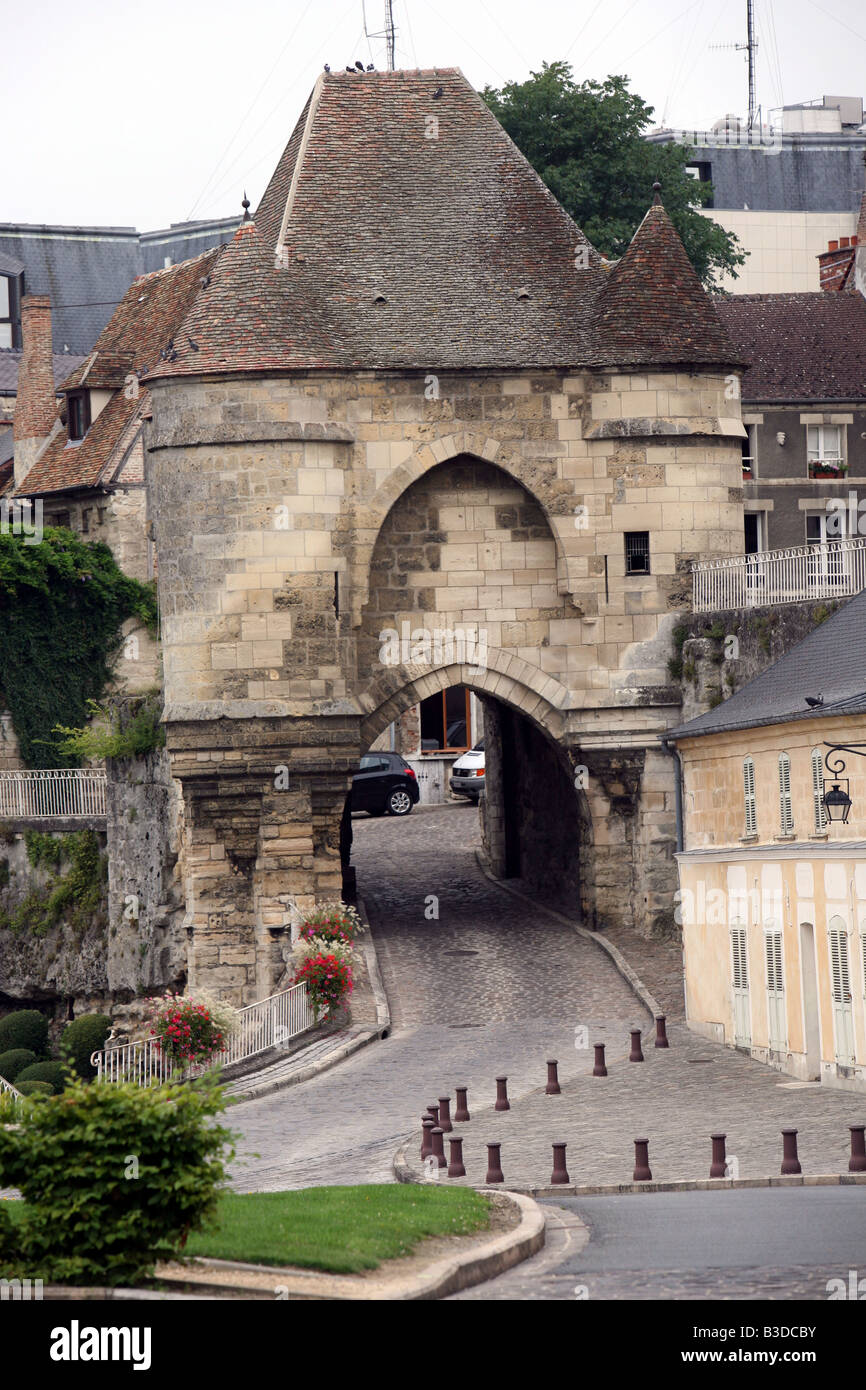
(818, 236, 856, 291)
(13, 294, 57, 488)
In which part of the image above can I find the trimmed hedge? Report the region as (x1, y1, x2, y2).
(0, 1010, 48, 1057)
(17, 1080, 53, 1097)
(16, 1061, 66, 1095)
(0, 1048, 38, 1082)
(60, 1014, 112, 1080)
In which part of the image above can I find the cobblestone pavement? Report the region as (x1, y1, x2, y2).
(228, 802, 645, 1191)
(399, 1010, 866, 1189)
(454, 1189, 866, 1301)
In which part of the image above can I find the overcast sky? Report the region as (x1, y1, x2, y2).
(8, 0, 866, 229)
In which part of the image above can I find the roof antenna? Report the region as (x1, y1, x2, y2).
(362, 1, 396, 70)
(241, 192, 251, 222)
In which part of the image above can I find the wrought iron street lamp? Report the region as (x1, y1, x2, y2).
(822, 743, 866, 823)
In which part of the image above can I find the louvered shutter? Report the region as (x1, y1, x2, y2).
(811, 749, 826, 833)
(829, 920, 855, 1065)
(743, 757, 757, 836)
(730, 926, 751, 1046)
(764, 927, 786, 1050)
(778, 754, 793, 835)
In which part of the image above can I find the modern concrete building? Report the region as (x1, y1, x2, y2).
(647, 97, 866, 293)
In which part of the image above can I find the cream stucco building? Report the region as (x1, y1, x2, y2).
(668, 591, 866, 1091)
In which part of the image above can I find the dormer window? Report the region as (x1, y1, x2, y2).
(67, 390, 91, 441)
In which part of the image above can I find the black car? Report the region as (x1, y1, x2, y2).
(350, 752, 420, 817)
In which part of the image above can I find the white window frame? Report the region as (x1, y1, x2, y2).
(778, 752, 794, 836)
(730, 923, 751, 1047)
(811, 748, 827, 833)
(806, 423, 843, 468)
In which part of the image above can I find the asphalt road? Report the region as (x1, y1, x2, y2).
(453, 1187, 866, 1300)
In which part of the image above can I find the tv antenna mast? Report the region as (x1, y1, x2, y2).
(710, 0, 759, 129)
(363, 1, 397, 70)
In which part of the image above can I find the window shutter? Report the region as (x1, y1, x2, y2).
(743, 757, 757, 836)
(829, 927, 851, 1005)
(861, 925, 866, 1000)
(765, 930, 784, 994)
(811, 749, 826, 833)
(731, 926, 748, 989)
(778, 753, 793, 835)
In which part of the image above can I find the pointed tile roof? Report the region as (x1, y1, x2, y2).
(16, 247, 219, 496)
(147, 68, 608, 377)
(592, 200, 741, 369)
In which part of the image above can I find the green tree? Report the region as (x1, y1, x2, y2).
(483, 62, 744, 291)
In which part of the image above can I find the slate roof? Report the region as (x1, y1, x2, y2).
(15, 248, 218, 497)
(0, 217, 238, 355)
(148, 69, 738, 380)
(715, 293, 866, 402)
(593, 200, 741, 368)
(0, 349, 87, 395)
(666, 590, 866, 741)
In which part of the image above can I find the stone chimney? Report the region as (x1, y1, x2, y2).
(13, 294, 57, 488)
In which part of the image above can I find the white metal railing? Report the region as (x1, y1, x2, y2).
(0, 768, 107, 819)
(693, 538, 866, 613)
(0, 1073, 23, 1105)
(90, 980, 316, 1087)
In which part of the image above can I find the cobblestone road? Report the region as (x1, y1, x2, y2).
(229, 803, 644, 1191)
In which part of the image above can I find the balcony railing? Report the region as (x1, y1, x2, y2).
(693, 537, 866, 613)
(90, 979, 316, 1087)
(0, 768, 106, 820)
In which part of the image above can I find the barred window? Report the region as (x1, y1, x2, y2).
(624, 531, 650, 575)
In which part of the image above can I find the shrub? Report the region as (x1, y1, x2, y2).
(293, 951, 353, 1021)
(17, 1080, 53, 1097)
(60, 1013, 112, 1080)
(16, 1061, 67, 1094)
(0, 1009, 48, 1056)
(0, 1048, 37, 1082)
(0, 1075, 236, 1285)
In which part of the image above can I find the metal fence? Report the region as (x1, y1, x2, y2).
(90, 980, 316, 1087)
(0, 768, 107, 819)
(693, 538, 866, 613)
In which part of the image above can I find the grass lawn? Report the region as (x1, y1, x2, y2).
(184, 1185, 491, 1274)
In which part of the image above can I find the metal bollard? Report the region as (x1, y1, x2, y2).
(431, 1126, 447, 1169)
(633, 1137, 652, 1181)
(485, 1141, 504, 1184)
(551, 1142, 570, 1185)
(495, 1076, 510, 1111)
(421, 1116, 435, 1161)
(654, 1015, 670, 1049)
(592, 1043, 608, 1077)
(545, 1060, 561, 1095)
(438, 1095, 453, 1133)
(849, 1125, 866, 1174)
(448, 1136, 466, 1178)
(781, 1127, 801, 1175)
(629, 1029, 644, 1063)
(709, 1132, 727, 1179)
(454, 1086, 470, 1123)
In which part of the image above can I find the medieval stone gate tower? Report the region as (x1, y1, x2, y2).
(144, 69, 745, 1004)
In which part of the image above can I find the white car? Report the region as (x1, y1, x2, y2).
(450, 741, 485, 802)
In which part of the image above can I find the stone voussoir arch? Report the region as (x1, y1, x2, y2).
(348, 432, 583, 626)
(358, 650, 569, 752)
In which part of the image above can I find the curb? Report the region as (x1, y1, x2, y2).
(490, 1173, 866, 1197)
(227, 900, 391, 1105)
(474, 850, 662, 1024)
(148, 1190, 544, 1300)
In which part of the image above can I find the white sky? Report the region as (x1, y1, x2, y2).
(8, 0, 866, 229)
